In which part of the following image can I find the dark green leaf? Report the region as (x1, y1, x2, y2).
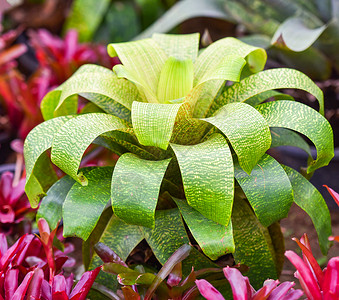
(111, 153, 171, 228)
(63, 167, 113, 240)
(256, 100, 334, 173)
(234, 154, 293, 227)
(174, 198, 234, 260)
(171, 133, 234, 225)
(283, 165, 332, 254)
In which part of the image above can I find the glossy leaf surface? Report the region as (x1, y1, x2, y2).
(256, 100, 334, 173)
(171, 133, 234, 225)
(111, 154, 171, 228)
(235, 154, 293, 227)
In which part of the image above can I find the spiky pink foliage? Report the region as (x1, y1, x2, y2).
(195, 266, 303, 300)
(0, 171, 32, 235)
(285, 233, 339, 300)
(0, 28, 116, 139)
(0, 219, 100, 299)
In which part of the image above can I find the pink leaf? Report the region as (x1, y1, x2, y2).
(285, 251, 322, 300)
(324, 185, 339, 207)
(11, 271, 35, 300)
(5, 269, 19, 299)
(195, 279, 225, 300)
(293, 237, 324, 287)
(69, 267, 101, 300)
(323, 257, 339, 298)
(223, 266, 249, 300)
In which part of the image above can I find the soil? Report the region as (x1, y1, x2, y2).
(280, 203, 339, 291)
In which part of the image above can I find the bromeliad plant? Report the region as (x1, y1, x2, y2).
(24, 33, 334, 288)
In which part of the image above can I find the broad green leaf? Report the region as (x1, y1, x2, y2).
(171, 133, 234, 225)
(134, 0, 231, 40)
(271, 17, 327, 52)
(283, 166, 332, 254)
(51, 113, 127, 184)
(212, 68, 325, 115)
(245, 90, 294, 107)
(195, 37, 267, 83)
(174, 198, 234, 260)
(63, 0, 110, 42)
(86, 209, 144, 290)
(232, 198, 278, 289)
(152, 33, 200, 62)
(193, 37, 266, 118)
(80, 93, 131, 123)
(83, 207, 114, 270)
(111, 153, 171, 228)
(195, 55, 246, 87)
(256, 100, 334, 173)
(24, 116, 74, 207)
(40, 88, 78, 121)
(141, 208, 217, 275)
(234, 154, 293, 227)
(203, 102, 271, 174)
(63, 167, 114, 240)
(141, 209, 190, 265)
(98, 131, 159, 160)
(157, 57, 194, 103)
(31, 151, 58, 194)
(41, 64, 141, 120)
(270, 127, 311, 156)
(131, 101, 183, 149)
(37, 175, 75, 229)
(108, 39, 167, 103)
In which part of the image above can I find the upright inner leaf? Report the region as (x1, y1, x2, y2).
(157, 57, 194, 103)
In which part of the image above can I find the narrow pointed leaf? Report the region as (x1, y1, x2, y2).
(283, 165, 332, 254)
(256, 100, 334, 173)
(24, 116, 74, 207)
(144, 244, 191, 300)
(152, 33, 200, 61)
(63, 167, 113, 240)
(51, 113, 127, 184)
(212, 68, 324, 115)
(234, 154, 293, 227)
(132, 101, 183, 149)
(270, 127, 312, 156)
(232, 198, 278, 289)
(203, 102, 271, 174)
(195, 279, 225, 300)
(111, 153, 171, 228)
(174, 198, 234, 260)
(171, 133, 234, 225)
(108, 39, 167, 102)
(41, 64, 141, 120)
(37, 175, 75, 229)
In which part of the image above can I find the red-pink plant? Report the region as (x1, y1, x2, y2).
(0, 28, 116, 139)
(0, 218, 100, 299)
(0, 171, 32, 235)
(285, 233, 339, 300)
(195, 266, 303, 300)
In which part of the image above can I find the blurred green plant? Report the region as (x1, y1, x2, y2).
(63, 0, 177, 43)
(137, 0, 339, 80)
(24, 33, 334, 289)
